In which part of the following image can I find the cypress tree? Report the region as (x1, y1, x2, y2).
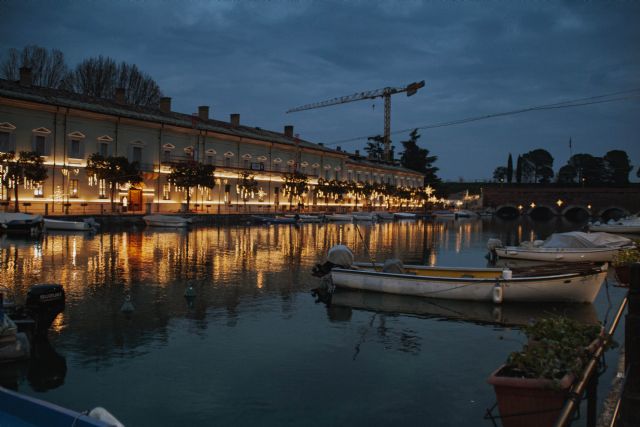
(515, 155, 523, 184)
(506, 153, 513, 184)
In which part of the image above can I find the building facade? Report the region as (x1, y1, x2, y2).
(0, 70, 424, 215)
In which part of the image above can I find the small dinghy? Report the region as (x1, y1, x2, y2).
(143, 214, 192, 228)
(0, 213, 43, 236)
(44, 218, 98, 231)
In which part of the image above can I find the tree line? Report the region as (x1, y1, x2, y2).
(1, 45, 163, 106)
(493, 149, 636, 185)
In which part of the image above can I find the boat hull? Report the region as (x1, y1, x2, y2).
(495, 247, 620, 262)
(330, 268, 606, 303)
(588, 224, 640, 233)
(44, 219, 92, 231)
(326, 214, 353, 221)
(143, 215, 191, 228)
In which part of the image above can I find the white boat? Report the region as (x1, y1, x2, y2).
(143, 214, 192, 228)
(284, 214, 323, 223)
(331, 263, 605, 304)
(431, 210, 455, 218)
(393, 212, 416, 219)
(488, 231, 635, 262)
(352, 212, 375, 221)
(589, 217, 640, 233)
(0, 212, 43, 236)
(323, 245, 607, 303)
(44, 218, 95, 231)
(325, 214, 353, 222)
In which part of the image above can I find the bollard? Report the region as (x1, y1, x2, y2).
(621, 262, 640, 426)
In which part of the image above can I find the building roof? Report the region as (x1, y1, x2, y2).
(0, 79, 422, 177)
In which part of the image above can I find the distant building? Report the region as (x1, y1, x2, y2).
(0, 68, 423, 214)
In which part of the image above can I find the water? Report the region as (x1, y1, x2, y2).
(0, 217, 627, 426)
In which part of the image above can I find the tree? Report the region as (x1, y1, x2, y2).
(167, 161, 216, 212)
(364, 135, 385, 161)
(71, 55, 162, 106)
(1, 45, 71, 89)
(237, 172, 258, 209)
(516, 155, 523, 184)
(604, 150, 632, 185)
(521, 149, 554, 183)
(569, 153, 606, 185)
(557, 165, 577, 184)
(86, 154, 143, 212)
(399, 129, 440, 186)
(506, 153, 513, 184)
(493, 166, 508, 183)
(282, 171, 309, 210)
(0, 151, 48, 212)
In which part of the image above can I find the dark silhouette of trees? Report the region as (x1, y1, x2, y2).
(557, 165, 577, 184)
(603, 150, 632, 184)
(1, 45, 163, 106)
(86, 154, 143, 212)
(364, 135, 385, 162)
(516, 155, 523, 184)
(506, 153, 513, 183)
(569, 153, 606, 185)
(521, 149, 554, 183)
(493, 167, 508, 182)
(71, 55, 162, 106)
(1, 45, 71, 89)
(399, 129, 440, 186)
(167, 162, 216, 212)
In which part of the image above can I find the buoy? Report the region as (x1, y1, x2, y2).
(492, 283, 503, 304)
(120, 294, 134, 313)
(502, 269, 512, 280)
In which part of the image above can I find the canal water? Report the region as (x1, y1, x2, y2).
(0, 217, 628, 426)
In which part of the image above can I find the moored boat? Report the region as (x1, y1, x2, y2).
(325, 214, 353, 222)
(393, 212, 416, 219)
(44, 218, 96, 231)
(143, 214, 192, 228)
(0, 213, 43, 236)
(373, 211, 394, 220)
(284, 214, 323, 223)
(250, 215, 297, 224)
(352, 212, 376, 221)
(488, 231, 635, 262)
(320, 245, 607, 303)
(588, 218, 640, 234)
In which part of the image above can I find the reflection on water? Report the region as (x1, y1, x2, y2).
(0, 217, 624, 427)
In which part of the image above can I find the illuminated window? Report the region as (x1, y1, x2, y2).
(98, 180, 107, 198)
(163, 184, 171, 200)
(70, 179, 79, 198)
(34, 184, 44, 198)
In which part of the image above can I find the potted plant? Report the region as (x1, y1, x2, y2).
(611, 245, 640, 285)
(487, 316, 613, 427)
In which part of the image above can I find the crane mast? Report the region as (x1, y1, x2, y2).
(286, 80, 425, 162)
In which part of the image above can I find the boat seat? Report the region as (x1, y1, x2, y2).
(382, 259, 405, 274)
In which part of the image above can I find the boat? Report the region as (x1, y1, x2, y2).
(589, 217, 640, 234)
(373, 211, 394, 220)
(321, 245, 607, 303)
(0, 387, 122, 426)
(43, 218, 98, 231)
(0, 213, 43, 236)
(325, 214, 353, 222)
(143, 214, 192, 227)
(393, 212, 416, 219)
(284, 214, 323, 223)
(455, 209, 478, 218)
(488, 231, 635, 262)
(250, 215, 297, 224)
(352, 212, 375, 221)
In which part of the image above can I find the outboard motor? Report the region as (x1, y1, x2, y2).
(486, 238, 502, 264)
(25, 284, 65, 337)
(312, 245, 355, 277)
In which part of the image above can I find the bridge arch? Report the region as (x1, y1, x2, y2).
(495, 204, 520, 219)
(597, 206, 630, 221)
(526, 205, 557, 221)
(561, 205, 591, 222)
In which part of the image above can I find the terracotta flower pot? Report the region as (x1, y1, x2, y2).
(487, 365, 574, 427)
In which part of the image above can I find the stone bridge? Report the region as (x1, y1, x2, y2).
(482, 186, 640, 221)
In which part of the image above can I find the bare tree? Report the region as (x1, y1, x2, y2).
(1, 45, 71, 89)
(71, 56, 162, 106)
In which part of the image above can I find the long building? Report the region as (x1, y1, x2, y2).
(0, 68, 424, 215)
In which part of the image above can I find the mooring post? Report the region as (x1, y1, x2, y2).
(621, 262, 640, 426)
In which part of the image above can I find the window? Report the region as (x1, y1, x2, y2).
(163, 184, 171, 200)
(224, 157, 231, 167)
(34, 184, 44, 198)
(206, 155, 216, 165)
(70, 139, 81, 158)
(163, 150, 172, 162)
(325, 169, 330, 180)
(70, 179, 79, 198)
(132, 146, 142, 163)
(98, 179, 107, 198)
(99, 142, 109, 157)
(35, 135, 46, 156)
(243, 159, 249, 169)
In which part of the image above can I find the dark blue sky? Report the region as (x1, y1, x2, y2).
(2, 0, 639, 181)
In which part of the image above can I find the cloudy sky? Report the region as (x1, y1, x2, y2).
(2, 0, 639, 181)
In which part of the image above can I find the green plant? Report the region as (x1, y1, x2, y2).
(612, 246, 640, 267)
(503, 316, 616, 384)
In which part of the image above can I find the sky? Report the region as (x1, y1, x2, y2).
(1, 0, 639, 181)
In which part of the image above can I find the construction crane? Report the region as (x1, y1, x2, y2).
(286, 80, 425, 161)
